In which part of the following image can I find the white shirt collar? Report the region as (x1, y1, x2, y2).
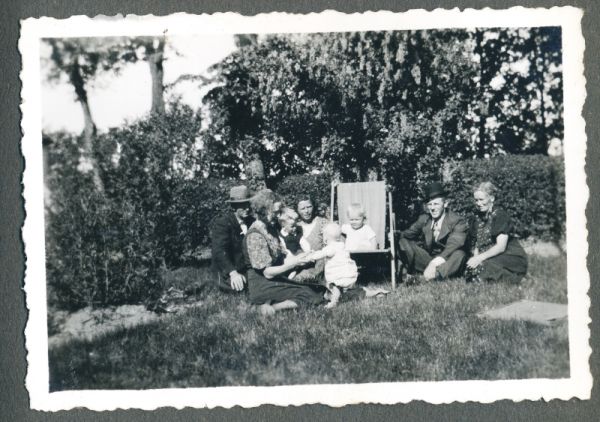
(432, 212, 446, 228)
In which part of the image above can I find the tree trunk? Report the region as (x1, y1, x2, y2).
(147, 38, 166, 115)
(69, 62, 105, 193)
(42, 135, 55, 213)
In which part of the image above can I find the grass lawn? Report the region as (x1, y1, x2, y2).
(48, 254, 569, 391)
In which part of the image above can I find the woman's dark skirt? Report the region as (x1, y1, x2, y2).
(468, 253, 528, 283)
(247, 269, 327, 306)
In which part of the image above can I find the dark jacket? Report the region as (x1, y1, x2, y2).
(401, 210, 468, 259)
(210, 211, 249, 279)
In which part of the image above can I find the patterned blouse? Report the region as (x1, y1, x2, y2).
(471, 207, 515, 253)
(245, 220, 286, 270)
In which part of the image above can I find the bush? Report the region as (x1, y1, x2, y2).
(275, 173, 332, 214)
(445, 154, 565, 241)
(44, 103, 222, 310)
(172, 178, 238, 263)
(96, 103, 205, 266)
(45, 139, 165, 310)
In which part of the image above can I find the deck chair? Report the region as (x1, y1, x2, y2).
(330, 181, 398, 289)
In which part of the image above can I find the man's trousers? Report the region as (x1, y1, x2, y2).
(397, 238, 466, 279)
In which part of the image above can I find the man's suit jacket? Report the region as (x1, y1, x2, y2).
(210, 211, 249, 279)
(401, 210, 468, 259)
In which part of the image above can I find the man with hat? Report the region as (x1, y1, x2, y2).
(210, 185, 254, 292)
(396, 182, 468, 281)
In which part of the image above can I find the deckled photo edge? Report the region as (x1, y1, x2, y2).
(19, 7, 591, 411)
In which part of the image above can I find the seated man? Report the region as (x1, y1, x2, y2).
(210, 185, 254, 292)
(396, 182, 467, 281)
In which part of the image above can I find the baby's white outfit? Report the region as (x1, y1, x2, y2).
(317, 241, 358, 289)
(341, 224, 377, 251)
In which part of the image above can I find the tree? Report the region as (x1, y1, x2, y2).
(44, 38, 110, 192)
(43, 35, 173, 195)
(146, 38, 166, 115)
(298, 30, 476, 183)
(202, 36, 329, 185)
(93, 36, 168, 116)
(200, 28, 563, 222)
(473, 27, 563, 155)
(120, 37, 167, 115)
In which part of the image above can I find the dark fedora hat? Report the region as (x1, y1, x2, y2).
(424, 182, 447, 201)
(227, 185, 254, 203)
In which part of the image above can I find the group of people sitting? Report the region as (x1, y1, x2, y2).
(210, 181, 528, 314)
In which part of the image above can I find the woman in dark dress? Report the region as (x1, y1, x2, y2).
(244, 190, 327, 315)
(465, 182, 528, 283)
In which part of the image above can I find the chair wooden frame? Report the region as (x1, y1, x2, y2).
(330, 181, 397, 289)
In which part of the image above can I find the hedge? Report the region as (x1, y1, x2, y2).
(445, 154, 565, 241)
(275, 173, 333, 215)
(275, 155, 566, 242)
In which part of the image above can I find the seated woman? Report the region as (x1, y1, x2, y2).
(244, 190, 327, 315)
(465, 182, 528, 283)
(293, 195, 328, 282)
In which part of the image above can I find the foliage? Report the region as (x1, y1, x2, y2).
(303, 30, 477, 181)
(201, 29, 563, 229)
(170, 178, 238, 262)
(48, 255, 568, 390)
(445, 154, 566, 241)
(202, 36, 330, 184)
(96, 102, 206, 265)
(276, 154, 565, 242)
(43, 36, 168, 91)
(202, 29, 563, 186)
(275, 173, 332, 212)
(42, 36, 171, 192)
(45, 134, 164, 310)
(45, 103, 214, 310)
(474, 27, 563, 156)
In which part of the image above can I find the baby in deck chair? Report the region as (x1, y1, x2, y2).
(307, 223, 359, 308)
(341, 203, 378, 251)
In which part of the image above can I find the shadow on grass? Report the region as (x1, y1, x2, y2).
(48, 254, 569, 391)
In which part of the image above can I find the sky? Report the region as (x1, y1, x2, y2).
(40, 34, 236, 134)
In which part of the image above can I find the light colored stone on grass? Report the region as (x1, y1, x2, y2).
(521, 239, 563, 258)
(479, 299, 567, 326)
(48, 302, 202, 349)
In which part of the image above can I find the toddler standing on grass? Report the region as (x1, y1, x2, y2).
(341, 203, 378, 251)
(307, 223, 359, 308)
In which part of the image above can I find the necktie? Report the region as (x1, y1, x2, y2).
(433, 220, 440, 240)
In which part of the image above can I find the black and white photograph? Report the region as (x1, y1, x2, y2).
(20, 8, 590, 410)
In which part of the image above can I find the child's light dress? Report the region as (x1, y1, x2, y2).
(341, 224, 377, 251)
(314, 241, 358, 289)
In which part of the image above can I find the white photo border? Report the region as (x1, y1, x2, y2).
(20, 7, 591, 411)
